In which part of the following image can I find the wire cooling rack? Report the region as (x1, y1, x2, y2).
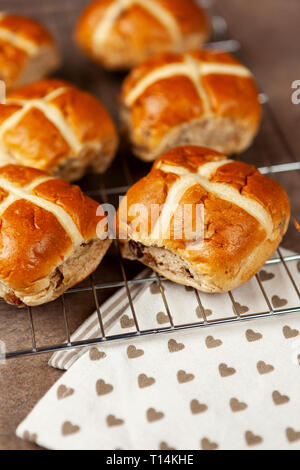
(0, 1, 299, 360)
(2, 158, 299, 360)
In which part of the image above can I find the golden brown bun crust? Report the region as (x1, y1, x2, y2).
(0, 14, 55, 45)
(0, 164, 110, 305)
(0, 198, 73, 292)
(120, 50, 262, 160)
(0, 14, 60, 90)
(75, 0, 210, 69)
(119, 146, 290, 292)
(0, 79, 118, 181)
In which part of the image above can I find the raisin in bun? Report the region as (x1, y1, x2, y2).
(0, 13, 60, 90)
(76, 0, 210, 70)
(120, 50, 262, 161)
(0, 79, 119, 181)
(0, 165, 111, 307)
(118, 146, 290, 293)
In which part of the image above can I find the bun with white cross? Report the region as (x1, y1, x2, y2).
(118, 146, 290, 293)
(75, 0, 210, 70)
(0, 13, 61, 91)
(0, 164, 111, 307)
(0, 79, 119, 182)
(120, 50, 262, 161)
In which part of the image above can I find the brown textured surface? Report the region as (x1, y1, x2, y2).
(0, 0, 299, 450)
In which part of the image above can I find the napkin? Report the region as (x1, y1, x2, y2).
(16, 249, 300, 450)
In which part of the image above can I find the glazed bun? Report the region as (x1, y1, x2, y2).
(120, 50, 262, 161)
(118, 146, 290, 293)
(0, 13, 60, 90)
(0, 164, 111, 307)
(76, 0, 210, 70)
(0, 79, 119, 181)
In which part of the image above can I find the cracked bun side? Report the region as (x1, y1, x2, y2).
(118, 146, 290, 293)
(120, 50, 262, 160)
(0, 164, 111, 306)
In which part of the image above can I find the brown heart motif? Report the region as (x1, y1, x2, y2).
(147, 408, 164, 423)
(259, 270, 275, 282)
(57, 385, 74, 400)
(272, 295, 288, 309)
(168, 339, 185, 353)
(245, 431, 263, 447)
(257, 361, 275, 375)
(89, 348, 106, 361)
(23, 431, 38, 443)
(230, 398, 248, 413)
(283, 325, 299, 339)
(272, 391, 290, 406)
(219, 363, 236, 378)
(138, 373, 155, 388)
(107, 415, 124, 427)
(62, 421, 80, 436)
(286, 427, 300, 443)
(190, 399, 208, 415)
(160, 441, 176, 450)
(201, 438, 219, 451)
(156, 312, 169, 325)
(196, 306, 212, 318)
(120, 315, 135, 329)
(246, 329, 263, 343)
(177, 369, 195, 384)
(233, 302, 249, 315)
(150, 282, 165, 295)
(205, 336, 222, 349)
(127, 345, 144, 359)
(96, 379, 114, 396)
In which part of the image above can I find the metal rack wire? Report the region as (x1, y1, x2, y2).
(2, 149, 299, 360)
(0, 4, 299, 360)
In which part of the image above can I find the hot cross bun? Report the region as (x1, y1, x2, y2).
(118, 146, 290, 293)
(0, 13, 60, 90)
(0, 79, 119, 181)
(0, 164, 111, 306)
(120, 50, 262, 161)
(76, 0, 210, 70)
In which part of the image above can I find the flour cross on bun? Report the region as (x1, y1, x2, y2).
(120, 50, 262, 161)
(0, 79, 119, 182)
(151, 159, 273, 241)
(0, 14, 40, 55)
(119, 146, 290, 293)
(93, 0, 183, 47)
(0, 165, 111, 307)
(76, 0, 210, 70)
(0, 13, 61, 90)
(124, 53, 252, 108)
